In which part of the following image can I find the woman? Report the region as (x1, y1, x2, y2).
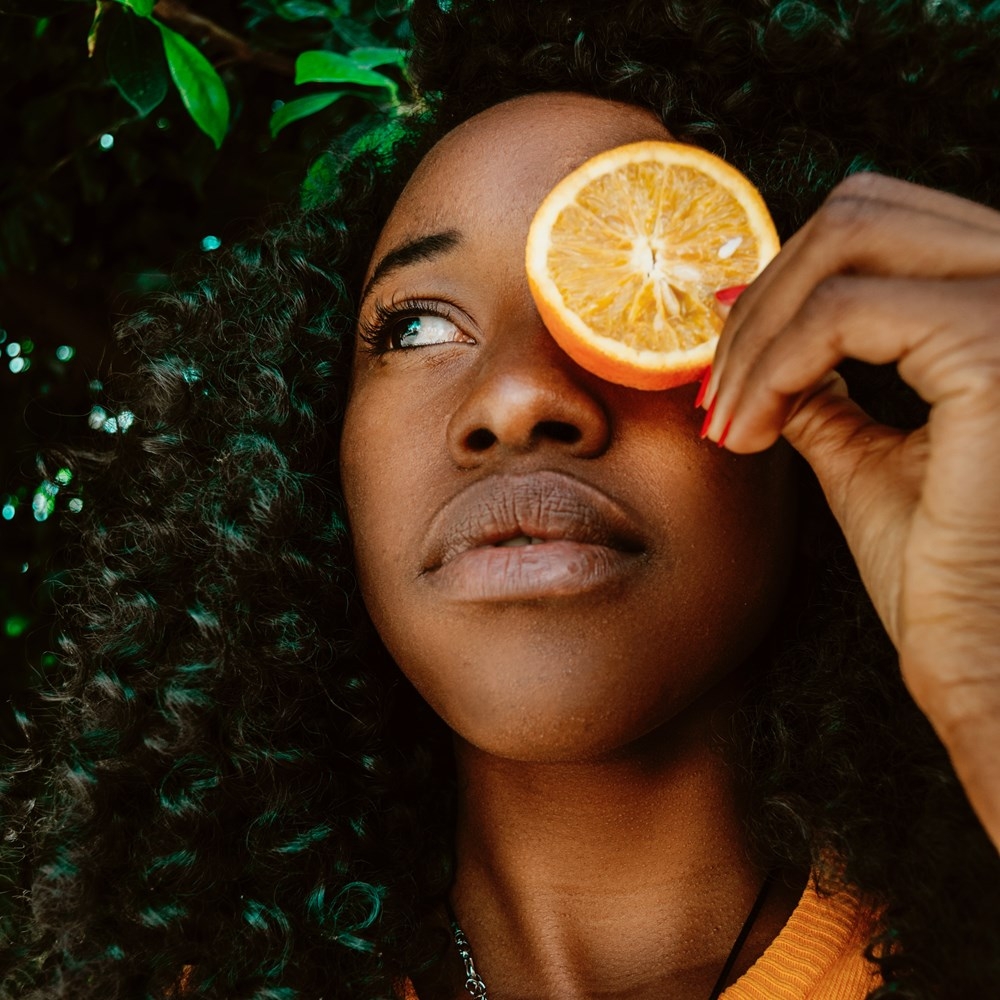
(3, 1, 999, 998)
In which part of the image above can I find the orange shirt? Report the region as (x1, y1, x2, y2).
(717, 879, 880, 1000)
(400, 879, 882, 1000)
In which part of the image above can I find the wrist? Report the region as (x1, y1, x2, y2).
(923, 685, 1000, 852)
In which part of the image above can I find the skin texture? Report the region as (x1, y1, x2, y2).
(704, 174, 1000, 851)
(342, 94, 795, 762)
(341, 94, 802, 999)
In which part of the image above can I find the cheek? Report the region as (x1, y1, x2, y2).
(682, 449, 797, 652)
(340, 393, 408, 598)
(340, 381, 452, 638)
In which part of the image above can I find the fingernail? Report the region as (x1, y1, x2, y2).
(699, 398, 716, 439)
(694, 366, 712, 408)
(717, 418, 733, 448)
(715, 284, 749, 306)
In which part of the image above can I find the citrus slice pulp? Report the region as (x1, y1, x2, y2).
(525, 141, 780, 390)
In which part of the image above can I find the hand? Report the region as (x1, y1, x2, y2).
(700, 172, 1000, 850)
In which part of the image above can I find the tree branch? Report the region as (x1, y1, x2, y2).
(152, 0, 296, 77)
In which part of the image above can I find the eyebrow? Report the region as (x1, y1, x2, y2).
(360, 230, 462, 305)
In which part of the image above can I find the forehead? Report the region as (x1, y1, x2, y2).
(370, 93, 675, 262)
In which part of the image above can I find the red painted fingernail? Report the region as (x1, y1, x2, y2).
(717, 418, 733, 448)
(694, 366, 712, 408)
(715, 284, 749, 305)
(699, 398, 716, 439)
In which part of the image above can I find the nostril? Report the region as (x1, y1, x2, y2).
(466, 428, 497, 452)
(536, 421, 582, 445)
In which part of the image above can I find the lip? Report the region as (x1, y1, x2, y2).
(421, 471, 646, 601)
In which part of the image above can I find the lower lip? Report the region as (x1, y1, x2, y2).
(426, 541, 639, 602)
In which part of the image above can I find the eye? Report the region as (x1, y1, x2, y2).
(392, 313, 464, 349)
(359, 298, 475, 355)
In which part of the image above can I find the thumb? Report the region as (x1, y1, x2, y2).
(781, 371, 903, 525)
(782, 372, 912, 645)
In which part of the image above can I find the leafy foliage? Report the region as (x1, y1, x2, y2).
(106, 10, 170, 117)
(0, 0, 412, 757)
(156, 19, 232, 148)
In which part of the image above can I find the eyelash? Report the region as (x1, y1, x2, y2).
(358, 297, 466, 355)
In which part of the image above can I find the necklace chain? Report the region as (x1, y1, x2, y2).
(450, 921, 489, 999)
(447, 871, 775, 1000)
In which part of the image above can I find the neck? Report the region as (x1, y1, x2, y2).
(431, 690, 803, 1000)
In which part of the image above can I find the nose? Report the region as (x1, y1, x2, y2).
(446, 319, 612, 466)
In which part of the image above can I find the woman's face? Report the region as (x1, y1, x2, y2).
(341, 93, 796, 762)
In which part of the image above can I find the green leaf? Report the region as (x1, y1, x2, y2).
(273, 0, 338, 21)
(269, 91, 347, 137)
(330, 16, 378, 49)
(156, 22, 230, 149)
(300, 150, 340, 210)
(115, 0, 154, 15)
(295, 50, 397, 99)
(108, 9, 168, 117)
(347, 46, 407, 70)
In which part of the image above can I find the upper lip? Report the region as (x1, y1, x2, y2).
(422, 470, 646, 572)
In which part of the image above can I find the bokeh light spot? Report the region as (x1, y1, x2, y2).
(2, 502, 15, 521)
(200, 235, 222, 252)
(99, 133, 115, 150)
(6, 342, 20, 357)
(55, 467, 73, 485)
(56, 345, 75, 362)
(118, 410, 135, 432)
(68, 498, 84, 513)
(9, 357, 25, 374)
(32, 490, 55, 521)
(4, 616, 29, 639)
(88, 405, 107, 429)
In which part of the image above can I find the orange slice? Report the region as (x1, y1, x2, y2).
(526, 141, 780, 390)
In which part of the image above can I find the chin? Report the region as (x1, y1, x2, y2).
(394, 627, 742, 765)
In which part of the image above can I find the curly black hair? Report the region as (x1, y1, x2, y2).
(3, 1, 1000, 998)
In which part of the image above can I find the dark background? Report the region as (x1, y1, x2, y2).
(0, 0, 412, 747)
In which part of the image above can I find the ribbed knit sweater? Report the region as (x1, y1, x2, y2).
(717, 879, 880, 999)
(400, 878, 881, 1000)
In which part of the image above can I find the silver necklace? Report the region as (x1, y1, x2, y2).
(447, 871, 775, 1000)
(450, 920, 488, 1000)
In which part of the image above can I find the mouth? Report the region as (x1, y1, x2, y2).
(491, 535, 547, 547)
(422, 471, 646, 601)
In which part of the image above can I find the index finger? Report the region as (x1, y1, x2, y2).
(705, 175, 1000, 399)
(701, 176, 1000, 442)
